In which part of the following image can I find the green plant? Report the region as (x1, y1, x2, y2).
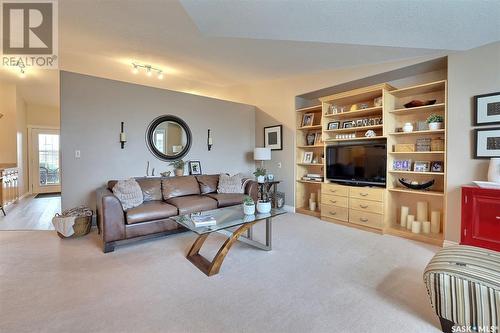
(426, 114, 444, 124)
(253, 167, 266, 177)
(168, 159, 185, 169)
(243, 195, 254, 205)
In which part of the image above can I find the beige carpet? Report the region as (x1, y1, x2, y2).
(0, 213, 441, 332)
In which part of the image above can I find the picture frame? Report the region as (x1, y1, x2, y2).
(474, 92, 500, 126)
(314, 132, 322, 145)
(342, 121, 353, 129)
(306, 132, 316, 146)
(393, 160, 412, 171)
(264, 125, 283, 151)
(356, 119, 363, 127)
(302, 113, 314, 127)
(431, 161, 443, 172)
(414, 161, 430, 172)
(188, 161, 202, 175)
(327, 121, 340, 130)
(474, 127, 500, 158)
(303, 152, 313, 164)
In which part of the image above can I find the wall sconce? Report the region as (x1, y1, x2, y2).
(207, 129, 213, 151)
(120, 122, 127, 149)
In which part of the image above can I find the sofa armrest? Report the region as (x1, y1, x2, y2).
(96, 186, 125, 243)
(244, 180, 258, 202)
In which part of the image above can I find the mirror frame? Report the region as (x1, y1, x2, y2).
(145, 115, 192, 161)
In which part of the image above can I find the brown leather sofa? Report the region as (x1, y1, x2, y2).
(96, 175, 257, 253)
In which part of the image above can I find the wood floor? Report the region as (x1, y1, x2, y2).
(0, 195, 60, 230)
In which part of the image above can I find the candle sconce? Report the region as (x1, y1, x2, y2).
(207, 129, 213, 151)
(120, 122, 127, 149)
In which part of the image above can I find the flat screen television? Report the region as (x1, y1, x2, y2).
(326, 140, 387, 187)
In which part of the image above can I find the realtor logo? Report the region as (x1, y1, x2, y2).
(1, 0, 58, 68)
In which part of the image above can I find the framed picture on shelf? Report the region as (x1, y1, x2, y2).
(314, 132, 322, 145)
(302, 152, 314, 164)
(264, 125, 283, 151)
(188, 161, 202, 175)
(356, 119, 363, 127)
(414, 161, 430, 172)
(393, 160, 412, 171)
(306, 132, 316, 146)
(474, 127, 500, 158)
(431, 161, 443, 172)
(302, 113, 314, 127)
(474, 92, 500, 126)
(327, 121, 340, 130)
(342, 121, 353, 129)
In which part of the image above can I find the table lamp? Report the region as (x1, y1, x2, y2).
(254, 147, 271, 168)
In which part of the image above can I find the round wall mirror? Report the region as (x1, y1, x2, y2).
(146, 115, 192, 161)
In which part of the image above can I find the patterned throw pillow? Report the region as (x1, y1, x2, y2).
(112, 178, 144, 210)
(217, 173, 248, 194)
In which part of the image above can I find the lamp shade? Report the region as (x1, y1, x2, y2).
(254, 147, 271, 161)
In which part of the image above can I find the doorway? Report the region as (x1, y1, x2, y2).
(29, 128, 61, 194)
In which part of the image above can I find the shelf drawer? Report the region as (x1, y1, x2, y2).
(322, 184, 349, 197)
(349, 209, 383, 229)
(322, 194, 348, 208)
(349, 198, 384, 214)
(321, 204, 348, 222)
(349, 187, 384, 202)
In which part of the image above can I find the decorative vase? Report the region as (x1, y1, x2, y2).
(428, 122, 443, 130)
(402, 123, 413, 132)
(488, 158, 500, 183)
(257, 175, 266, 183)
(174, 168, 183, 177)
(256, 200, 271, 214)
(243, 204, 255, 215)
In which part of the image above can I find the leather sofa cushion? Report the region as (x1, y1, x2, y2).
(162, 176, 200, 199)
(196, 175, 219, 194)
(125, 201, 178, 225)
(166, 195, 217, 215)
(205, 193, 244, 208)
(136, 178, 162, 201)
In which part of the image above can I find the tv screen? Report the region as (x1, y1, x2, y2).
(326, 140, 387, 187)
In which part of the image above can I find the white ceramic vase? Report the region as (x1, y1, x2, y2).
(403, 123, 413, 132)
(257, 175, 266, 183)
(174, 168, 183, 177)
(256, 200, 271, 214)
(488, 158, 500, 183)
(428, 122, 443, 130)
(243, 204, 255, 215)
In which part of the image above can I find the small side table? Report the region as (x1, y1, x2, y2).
(257, 180, 281, 208)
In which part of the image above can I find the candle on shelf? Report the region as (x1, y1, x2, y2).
(422, 221, 431, 234)
(406, 215, 415, 230)
(431, 211, 441, 233)
(416, 201, 428, 222)
(400, 206, 409, 227)
(412, 221, 422, 234)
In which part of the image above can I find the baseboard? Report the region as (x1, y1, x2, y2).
(283, 205, 295, 213)
(443, 240, 458, 247)
(18, 192, 30, 200)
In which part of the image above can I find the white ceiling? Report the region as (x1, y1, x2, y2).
(2, 0, 499, 107)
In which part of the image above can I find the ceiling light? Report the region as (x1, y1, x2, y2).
(146, 67, 152, 77)
(132, 64, 139, 74)
(158, 72, 163, 80)
(130, 62, 164, 80)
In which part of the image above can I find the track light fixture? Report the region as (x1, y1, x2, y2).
(131, 63, 164, 80)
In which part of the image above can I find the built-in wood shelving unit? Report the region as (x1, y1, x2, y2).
(389, 129, 445, 136)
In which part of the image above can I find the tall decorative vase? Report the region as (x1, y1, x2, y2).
(488, 158, 500, 183)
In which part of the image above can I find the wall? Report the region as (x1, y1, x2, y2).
(60, 71, 256, 209)
(446, 41, 500, 243)
(0, 83, 18, 164)
(15, 93, 28, 195)
(27, 104, 60, 128)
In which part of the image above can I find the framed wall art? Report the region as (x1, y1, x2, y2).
(474, 92, 500, 126)
(264, 125, 283, 151)
(475, 127, 500, 158)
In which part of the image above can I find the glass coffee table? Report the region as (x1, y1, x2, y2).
(173, 206, 286, 276)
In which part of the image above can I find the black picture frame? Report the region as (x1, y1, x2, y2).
(188, 161, 202, 175)
(474, 127, 500, 159)
(264, 125, 283, 151)
(342, 121, 353, 129)
(474, 92, 500, 126)
(146, 115, 192, 161)
(327, 121, 340, 130)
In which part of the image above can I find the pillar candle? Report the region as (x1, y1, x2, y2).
(422, 221, 431, 234)
(400, 206, 409, 227)
(416, 201, 428, 222)
(412, 221, 422, 234)
(310, 193, 317, 201)
(431, 211, 441, 233)
(406, 215, 415, 230)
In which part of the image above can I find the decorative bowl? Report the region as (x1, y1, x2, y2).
(404, 100, 437, 108)
(399, 178, 435, 190)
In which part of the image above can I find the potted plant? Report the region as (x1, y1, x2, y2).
(253, 167, 266, 183)
(242, 195, 255, 215)
(256, 186, 272, 214)
(169, 159, 185, 177)
(426, 114, 444, 130)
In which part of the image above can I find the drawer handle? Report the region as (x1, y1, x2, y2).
(359, 204, 368, 209)
(359, 193, 368, 197)
(329, 211, 337, 215)
(329, 200, 337, 203)
(329, 189, 337, 193)
(360, 217, 368, 222)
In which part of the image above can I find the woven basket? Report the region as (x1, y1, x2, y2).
(57, 215, 92, 239)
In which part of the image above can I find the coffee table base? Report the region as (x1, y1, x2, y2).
(186, 217, 272, 276)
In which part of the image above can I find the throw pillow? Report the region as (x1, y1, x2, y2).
(112, 178, 144, 210)
(217, 173, 248, 194)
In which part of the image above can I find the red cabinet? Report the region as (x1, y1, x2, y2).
(462, 186, 500, 251)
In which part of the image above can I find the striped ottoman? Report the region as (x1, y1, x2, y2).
(423, 245, 500, 333)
